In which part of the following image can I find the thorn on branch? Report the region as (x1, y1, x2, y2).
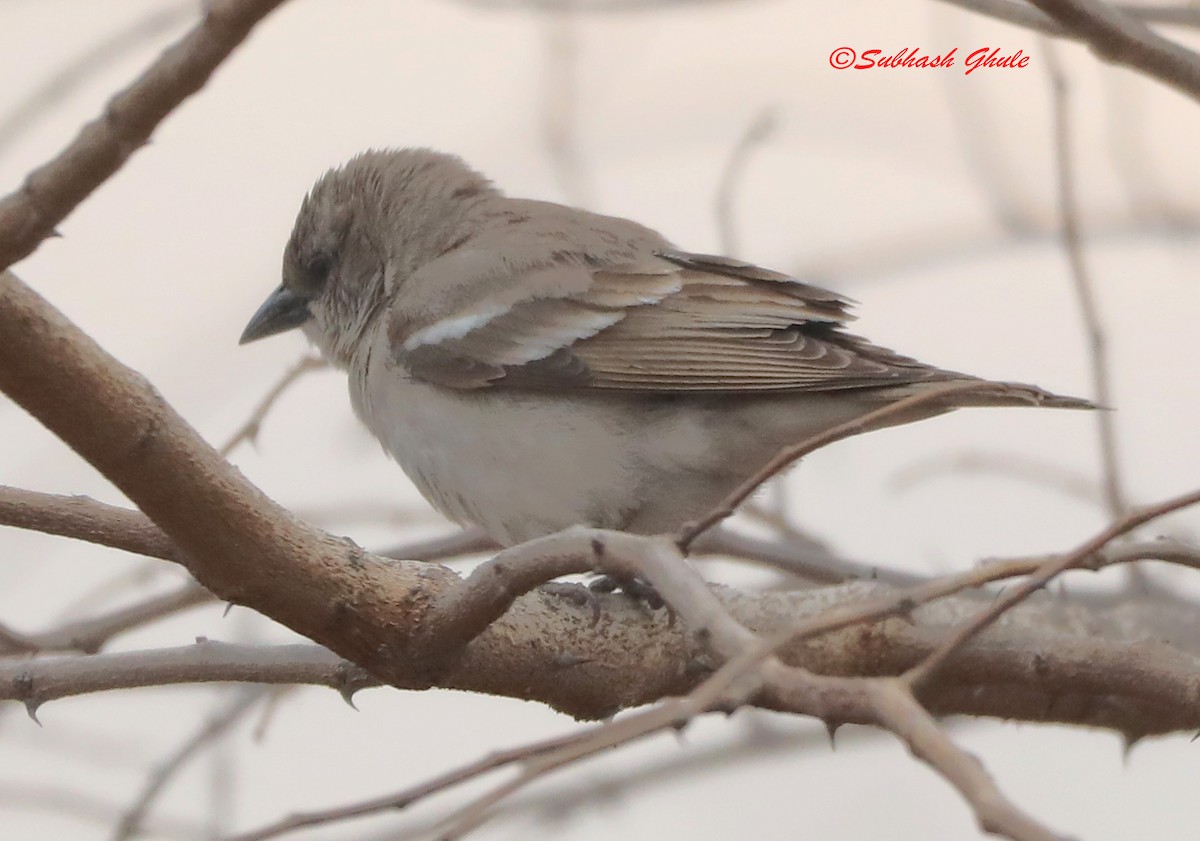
(15, 672, 43, 724)
(1121, 731, 1143, 763)
(824, 719, 841, 748)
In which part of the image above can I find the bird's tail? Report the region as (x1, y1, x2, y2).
(866, 378, 1099, 432)
(936, 379, 1099, 411)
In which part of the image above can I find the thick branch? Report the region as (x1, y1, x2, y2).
(3, 578, 1197, 738)
(0, 270, 462, 691)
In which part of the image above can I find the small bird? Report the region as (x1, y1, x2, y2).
(241, 148, 1090, 546)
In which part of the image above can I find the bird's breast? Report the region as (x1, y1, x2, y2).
(347, 336, 645, 544)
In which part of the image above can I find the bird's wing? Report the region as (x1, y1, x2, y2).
(390, 248, 956, 393)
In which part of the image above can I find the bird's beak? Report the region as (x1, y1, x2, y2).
(239, 285, 313, 345)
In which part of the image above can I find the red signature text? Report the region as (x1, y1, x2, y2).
(829, 47, 1030, 75)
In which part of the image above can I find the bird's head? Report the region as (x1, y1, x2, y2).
(239, 148, 497, 366)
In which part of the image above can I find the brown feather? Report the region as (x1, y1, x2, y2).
(396, 250, 963, 394)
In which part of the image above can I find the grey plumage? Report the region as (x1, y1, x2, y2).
(241, 148, 1092, 545)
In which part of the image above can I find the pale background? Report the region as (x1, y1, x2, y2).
(1, 0, 1198, 839)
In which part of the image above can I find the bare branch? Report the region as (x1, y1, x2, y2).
(695, 526, 926, 585)
(540, 12, 594, 206)
(112, 688, 267, 841)
(238, 716, 835, 841)
(0, 3, 194, 157)
(0, 486, 496, 568)
(714, 108, 775, 256)
(1, 581, 212, 655)
(0, 642, 371, 715)
(906, 486, 1200, 687)
(377, 527, 498, 562)
(218, 355, 327, 457)
(678, 381, 1048, 549)
(1, 557, 1197, 734)
(0, 782, 203, 839)
(0, 263, 1193, 733)
(0, 0, 293, 270)
(801, 212, 1200, 288)
(866, 681, 1067, 841)
(1045, 43, 1129, 518)
(0, 623, 40, 654)
(937, 0, 1200, 37)
(890, 450, 1100, 506)
(1026, 0, 1200, 104)
(0, 485, 175, 560)
(224, 718, 626, 841)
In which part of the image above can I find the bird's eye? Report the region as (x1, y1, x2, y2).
(305, 251, 335, 284)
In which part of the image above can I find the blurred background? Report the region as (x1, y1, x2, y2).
(1, 0, 1198, 838)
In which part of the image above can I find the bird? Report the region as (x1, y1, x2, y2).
(240, 148, 1091, 547)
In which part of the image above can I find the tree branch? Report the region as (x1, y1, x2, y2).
(0, 0, 292, 270)
(0, 485, 175, 560)
(937, 0, 1200, 37)
(218, 356, 327, 457)
(0, 581, 212, 655)
(0, 641, 371, 719)
(1027, 0, 1200, 104)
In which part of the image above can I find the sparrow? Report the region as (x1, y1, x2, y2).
(240, 148, 1091, 546)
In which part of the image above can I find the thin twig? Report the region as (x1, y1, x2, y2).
(0, 3, 195, 157)
(55, 560, 176, 619)
(0, 782, 204, 839)
(0, 641, 371, 714)
(219, 356, 326, 457)
(890, 449, 1100, 506)
(714, 107, 775, 256)
(801, 212, 1200, 288)
(1026, 0, 1200, 104)
(1, 581, 213, 655)
(0, 0, 294, 270)
(0, 623, 40, 654)
(377, 527, 498, 561)
(111, 688, 267, 841)
(224, 721, 620, 841)
(434, 640, 792, 841)
(865, 680, 1067, 841)
(937, 0, 1200, 37)
(749, 536, 1200, 666)
(540, 10, 593, 206)
(1045, 43, 1129, 519)
(353, 717, 842, 841)
(695, 526, 925, 585)
(906, 486, 1200, 687)
(0, 488, 490, 571)
(677, 381, 1047, 549)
